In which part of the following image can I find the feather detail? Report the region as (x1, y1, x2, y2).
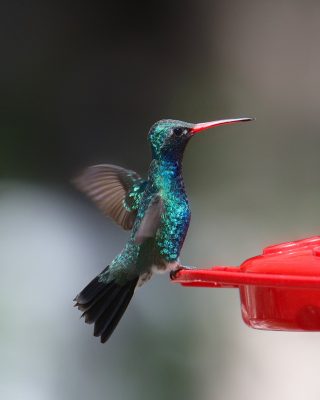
(134, 195, 163, 244)
(74, 266, 138, 343)
(73, 164, 146, 230)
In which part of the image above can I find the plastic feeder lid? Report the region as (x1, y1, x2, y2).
(172, 236, 320, 331)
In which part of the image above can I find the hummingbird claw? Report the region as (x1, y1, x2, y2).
(170, 265, 195, 280)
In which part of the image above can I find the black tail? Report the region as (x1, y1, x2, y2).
(74, 266, 138, 343)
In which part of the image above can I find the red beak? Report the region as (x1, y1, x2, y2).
(190, 117, 254, 135)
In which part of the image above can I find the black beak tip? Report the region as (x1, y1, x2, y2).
(242, 117, 255, 122)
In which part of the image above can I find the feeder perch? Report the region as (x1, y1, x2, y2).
(172, 236, 320, 331)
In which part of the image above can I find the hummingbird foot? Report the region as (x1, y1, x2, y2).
(170, 265, 195, 280)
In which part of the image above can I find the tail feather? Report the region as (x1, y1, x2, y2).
(75, 266, 109, 303)
(82, 285, 122, 324)
(94, 286, 130, 337)
(101, 287, 135, 343)
(74, 266, 138, 343)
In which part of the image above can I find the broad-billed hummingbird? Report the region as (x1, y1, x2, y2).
(74, 117, 253, 343)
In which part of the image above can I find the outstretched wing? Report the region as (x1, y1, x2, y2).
(74, 164, 147, 230)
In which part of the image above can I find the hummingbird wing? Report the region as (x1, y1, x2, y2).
(134, 195, 163, 244)
(74, 164, 147, 230)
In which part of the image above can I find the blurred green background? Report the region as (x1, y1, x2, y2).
(2, 0, 320, 399)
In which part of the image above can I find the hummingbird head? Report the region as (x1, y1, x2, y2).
(148, 117, 254, 162)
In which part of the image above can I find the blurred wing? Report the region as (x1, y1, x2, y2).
(74, 164, 146, 230)
(134, 195, 163, 244)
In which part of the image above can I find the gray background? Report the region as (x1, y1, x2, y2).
(1, 1, 320, 399)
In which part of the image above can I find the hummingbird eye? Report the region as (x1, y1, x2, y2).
(173, 127, 187, 137)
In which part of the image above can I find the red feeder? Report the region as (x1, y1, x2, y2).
(172, 236, 320, 331)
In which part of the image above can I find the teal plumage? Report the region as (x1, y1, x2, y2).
(74, 117, 253, 342)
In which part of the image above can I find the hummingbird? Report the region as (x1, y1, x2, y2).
(74, 117, 253, 343)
